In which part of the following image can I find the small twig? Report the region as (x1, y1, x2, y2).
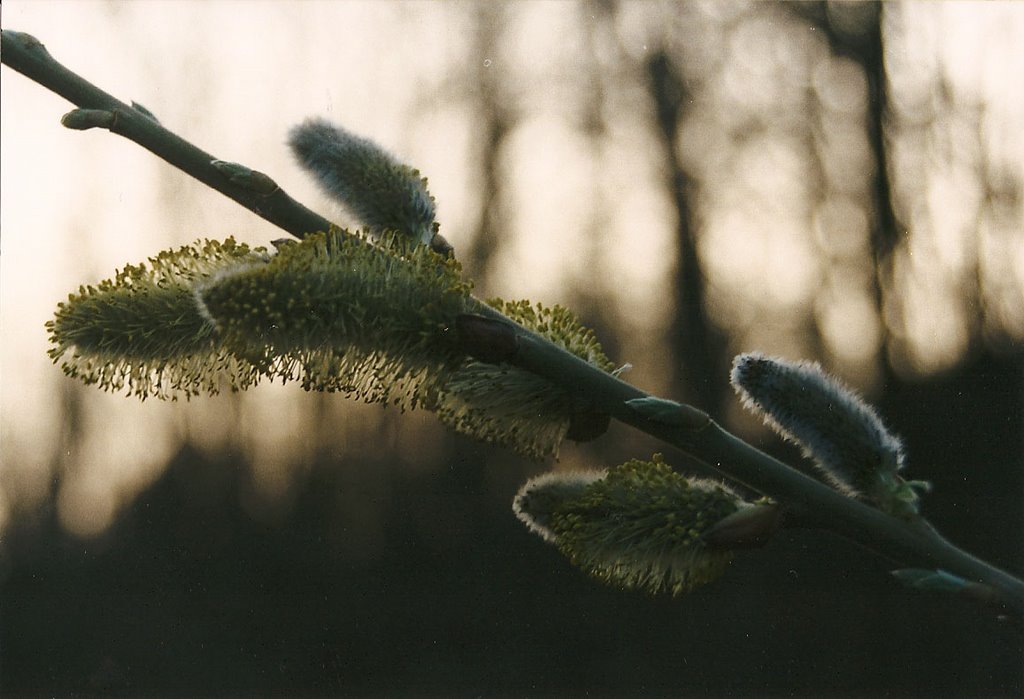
(0, 29, 335, 241)
(4, 28, 1021, 617)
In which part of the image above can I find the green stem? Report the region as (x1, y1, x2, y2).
(508, 330, 1024, 615)
(4, 28, 1021, 617)
(0, 29, 333, 241)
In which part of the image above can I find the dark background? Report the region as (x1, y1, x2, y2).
(2, 354, 1021, 697)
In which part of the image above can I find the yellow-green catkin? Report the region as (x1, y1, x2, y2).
(434, 299, 616, 460)
(47, 238, 267, 399)
(198, 233, 617, 456)
(49, 227, 617, 460)
(514, 456, 746, 595)
(197, 229, 472, 410)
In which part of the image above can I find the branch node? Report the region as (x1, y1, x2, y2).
(61, 108, 115, 131)
(270, 238, 299, 251)
(430, 231, 454, 258)
(130, 100, 160, 123)
(625, 396, 711, 430)
(701, 503, 783, 550)
(210, 159, 280, 195)
(455, 313, 519, 364)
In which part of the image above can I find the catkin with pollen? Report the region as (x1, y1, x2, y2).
(47, 238, 267, 399)
(514, 455, 749, 595)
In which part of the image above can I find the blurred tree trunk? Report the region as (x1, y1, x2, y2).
(464, 4, 513, 289)
(646, 50, 727, 411)
(795, 1, 901, 383)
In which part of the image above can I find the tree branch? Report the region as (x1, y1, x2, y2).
(4, 28, 1022, 617)
(0, 30, 334, 241)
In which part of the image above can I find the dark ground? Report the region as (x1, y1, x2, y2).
(2, 353, 1022, 698)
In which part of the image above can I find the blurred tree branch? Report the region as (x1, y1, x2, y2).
(4, 27, 1023, 618)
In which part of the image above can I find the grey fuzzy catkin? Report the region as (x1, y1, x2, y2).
(289, 118, 437, 245)
(730, 352, 905, 499)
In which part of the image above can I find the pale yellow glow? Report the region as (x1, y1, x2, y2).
(889, 1, 1024, 370)
(703, 211, 821, 313)
(492, 115, 595, 302)
(925, 163, 981, 273)
(602, 185, 675, 329)
(237, 384, 317, 509)
(979, 211, 1024, 336)
(57, 397, 176, 538)
(818, 276, 882, 364)
(813, 196, 869, 258)
(813, 56, 868, 117)
(818, 120, 874, 195)
(499, 2, 586, 106)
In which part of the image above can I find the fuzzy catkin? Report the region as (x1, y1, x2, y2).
(289, 118, 437, 246)
(730, 352, 905, 499)
(433, 299, 617, 459)
(198, 230, 471, 409)
(514, 456, 746, 595)
(47, 238, 267, 399)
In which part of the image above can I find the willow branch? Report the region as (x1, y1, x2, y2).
(4, 28, 1021, 617)
(0, 30, 333, 241)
